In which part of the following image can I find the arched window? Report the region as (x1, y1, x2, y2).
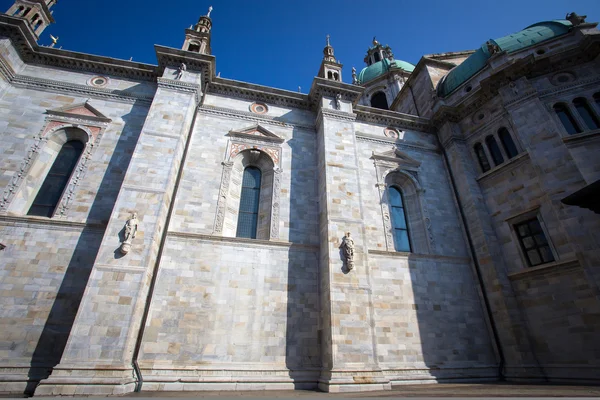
(474, 143, 491, 173)
(12, 6, 24, 16)
(370, 91, 388, 110)
(485, 135, 504, 166)
(554, 103, 581, 135)
(498, 128, 518, 159)
(374, 52, 381, 62)
(388, 186, 411, 252)
(236, 166, 262, 239)
(573, 98, 599, 130)
(28, 140, 84, 217)
(187, 42, 200, 52)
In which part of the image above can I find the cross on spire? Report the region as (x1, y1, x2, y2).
(326, 34, 330, 46)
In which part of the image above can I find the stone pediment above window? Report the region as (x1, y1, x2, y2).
(371, 148, 421, 170)
(227, 124, 285, 144)
(46, 102, 112, 125)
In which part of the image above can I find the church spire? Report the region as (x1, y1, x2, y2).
(318, 35, 343, 82)
(182, 6, 213, 55)
(5, 0, 57, 40)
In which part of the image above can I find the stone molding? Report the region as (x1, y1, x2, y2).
(197, 105, 316, 131)
(157, 77, 201, 103)
(538, 75, 600, 100)
(355, 133, 440, 154)
(209, 78, 310, 110)
(167, 230, 318, 251)
(317, 108, 358, 124)
(0, 214, 106, 232)
(476, 152, 530, 184)
(368, 249, 470, 264)
(354, 105, 433, 133)
(562, 129, 600, 147)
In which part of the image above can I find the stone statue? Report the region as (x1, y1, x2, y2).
(486, 40, 501, 55)
(566, 12, 586, 26)
(352, 67, 358, 85)
(341, 232, 355, 270)
(334, 93, 342, 110)
(120, 213, 139, 255)
(49, 35, 59, 48)
(175, 63, 187, 80)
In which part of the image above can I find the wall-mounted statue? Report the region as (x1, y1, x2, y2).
(334, 93, 342, 110)
(341, 232, 355, 270)
(175, 63, 187, 80)
(120, 212, 139, 255)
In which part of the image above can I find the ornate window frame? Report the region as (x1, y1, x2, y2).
(213, 124, 284, 240)
(372, 147, 433, 253)
(1, 102, 111, 218)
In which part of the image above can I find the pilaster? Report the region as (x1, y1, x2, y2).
(35, 57, 205, 396)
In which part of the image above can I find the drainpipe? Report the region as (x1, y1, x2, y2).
(131, 100, 201, 392)
(438, 137, 506, 380)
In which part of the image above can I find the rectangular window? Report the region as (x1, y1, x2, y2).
(514, 218, 555, 267)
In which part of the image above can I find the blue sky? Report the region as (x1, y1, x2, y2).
(3, 0, 599, 92)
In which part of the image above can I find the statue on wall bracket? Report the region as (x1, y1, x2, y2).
(120, 212, 139, 255)
(341, 232, 355, 271)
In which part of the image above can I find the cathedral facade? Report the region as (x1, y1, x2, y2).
(0, 1, 599, 395)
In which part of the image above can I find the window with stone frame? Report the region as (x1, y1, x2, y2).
(573, 97, 600, 131)
(388, 186, 411, 252)
(370, 91, 389, 110)
(473, 142, 491, 173)
(553, 103, 582, 135)
(498, 128, 519, 159)
(485, 135, 504, 166)
(236, 166, 262, 239)
(514, 218, 555, 267)
(28, 140, 84, 217)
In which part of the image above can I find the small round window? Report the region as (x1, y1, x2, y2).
(249, 102, 268, 114)
(89, 76, 109, 88)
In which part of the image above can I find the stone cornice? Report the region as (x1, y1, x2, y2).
(355, 132, 440, 154)
(197, 105, 315, 131)
(157, 77, 202, 103)
(154, 45, 215, 89)
(476, 152, 530, 185)
(308, 77, 364, 109)
(209, 77, 310, 110)
(354, 105, 433, 133)
(0, 16, 157, 81)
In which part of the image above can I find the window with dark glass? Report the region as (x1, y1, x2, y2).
(514, 218, 555, 267)
(474, 143, 491, 173)
(594, 93, 600, 107)
(388, 186, 411, 252)
(553, 103, 582, 135)
(498, 128, 518, 159)
(573, 98, 600, 130)
(485, 135, 504, 166)
(370, 91, 389, 110)
(236, 167, 261, 239)
(28, 140, 84, 218)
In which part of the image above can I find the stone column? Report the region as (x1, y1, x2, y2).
(315, 101, 390, 392)
(439, 121, 544, 380)
(35, 70, 202, 396)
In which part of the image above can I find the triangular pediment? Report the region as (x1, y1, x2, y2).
(372, 148, 421, 168)
(228, 124, 284, 143)
(46, 101, 111, 123)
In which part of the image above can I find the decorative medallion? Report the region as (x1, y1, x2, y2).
(249, 102, 269, 114)
(551, 72, 576, 86)
(384, 127, 402, 139)
(88, 76, 109, 88)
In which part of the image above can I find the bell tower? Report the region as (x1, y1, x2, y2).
(5, 0, 56, 40)
(183, 6, 213, 55)
(317, 35, 343, 82)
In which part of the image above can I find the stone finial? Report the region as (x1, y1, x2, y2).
(207, 6, 213, 18)
(120, 212, 139, 255)
(341, 232, 355, 270)
(566, 12, 586, 26)
(326, 34, 330, 46)
(352, 67, 358, 84)
(373, 36, 380, 46)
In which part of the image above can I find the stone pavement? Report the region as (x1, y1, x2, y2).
(121, 383, 600, 398)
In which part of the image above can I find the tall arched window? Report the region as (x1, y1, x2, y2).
(236, 167, 262, 239)
(573, 98, 599, 130)
(498, 128, 518, 159)
(474, 143, 491, 173)
(28, 140, 84, 217)
(370, 91, 389, 110)
(485, 135, 504, 166)
(187, 42, 200, 52)
(388, 186, 411, 252)
(554, 103, 581, 135)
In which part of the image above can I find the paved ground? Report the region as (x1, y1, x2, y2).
(124, 383, 600, 398)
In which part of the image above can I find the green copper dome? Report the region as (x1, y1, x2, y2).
(358, 58, 415, 84)
(437, 20, 573, 97)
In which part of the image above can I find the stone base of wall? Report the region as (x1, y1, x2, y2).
(384, 365, 499, 385)
(138, 366, 319, 392)
(34, 365, 136, 396)
(318, 369, 392, 393)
